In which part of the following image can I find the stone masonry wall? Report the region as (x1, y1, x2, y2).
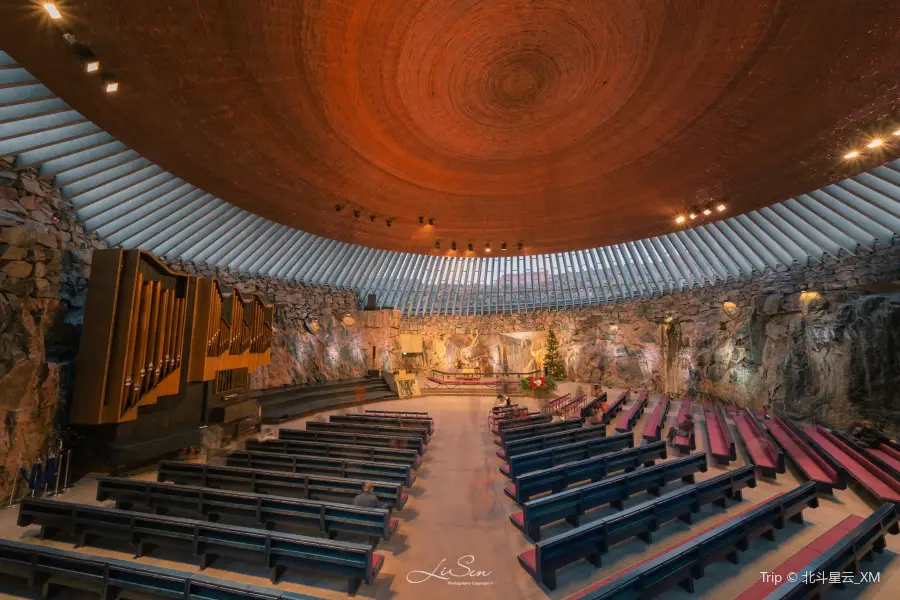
(403, 242, 900, 435)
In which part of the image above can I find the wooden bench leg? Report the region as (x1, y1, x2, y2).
(639, 530, 653, 544)
(731, 490, 743, 501)
(737, 537, 750, 551)
(681, 474, 695, 484)
(790, 512, 804, 524)
(648, 487, 661, 497)
(565, 514, 580, 527)
(348, 576, 362, 596)
(327, 529, 339, 540)
(527, 525, 542, 541)
(610, 499, 625, 510)
(585, 552, 602, 567)
(269, 564, 284, 583)
(726, 550, 740, 564)
(540, 568, 557, 590)
(200, 552, 216, 570)
(679, 577, 695, 593)
(678, 512, 693, 525)
(714, 496, 728, 508)
(762, 528, 776, 542)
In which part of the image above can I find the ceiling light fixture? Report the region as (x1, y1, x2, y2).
(675, 215, 686, 224)
(485, 243, 491, 253)
(435, 240, 440, 249)
(369, 215, 376, 222)
(467, 243, 473, 251)
(85, 61, 100, 73)
(843, 150, 859, 159)
(418, 216, 424, 224)
(104, 81, 119, 93)
(428, 218, 434, 226)
(43, 4, 61, 19)
(385, 219, 392, 227)
(716, 204, 726, 212)
(501, 242, 507, 251)
(451, 241, 457, 251)
(335, 204, 342, 212)
(894, 129, 900, 136)
(517, 242, 524, 251)
(702, 208, 712, 216)
(689, 213, 697, 220)
(353, 209, 360, 218)
(867, 139, 883, 148)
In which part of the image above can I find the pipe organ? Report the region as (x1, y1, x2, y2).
(72, 249, 273, 468)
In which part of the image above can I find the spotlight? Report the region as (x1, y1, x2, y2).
(689, 213, 697, 220)
(467, 243, 473, 251)
(716, 204, 726, 212)
(353, 209, 360, 218)
(894, 129, 900, 136)
(435, 240, 440, 249)
(428, 218, 434, 226)
(451, 241, 457, 251)
(105, 81, 119, 93)
(335, 204, 342, 212)
(386, 219, 392, 227)
(866, 139, 883, 148)
(501, 242, 507, 251)
(369, 215, 376, 222)
(843, 150, 859, 159)
(43, 4, 61, 19)
(62, 32, 76, 45)
(485, 243, 491, 253)
(675, 215, 686, 224)
(85, 61, 100, 73)
(418, 216, 424, 224)
(702, 208, 712, 216)
(517, 242, 524, 251)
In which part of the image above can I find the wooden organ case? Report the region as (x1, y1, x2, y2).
(72, 249, 273, 468)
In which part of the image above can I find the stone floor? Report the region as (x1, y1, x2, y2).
(1, 390, 898, 599)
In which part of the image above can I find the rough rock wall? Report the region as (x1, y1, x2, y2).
(0, 163, 106, 499)
(403, 242, 900, 434)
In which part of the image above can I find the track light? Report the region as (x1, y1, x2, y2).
(894, 129, 900, 136)
(335, 204, 342, 212)
(428, 218, 434, 226)
(104, 80, 119, 93)
(43, 4, 61, 19)
(418, 216, 424, 224)
(675, 215, 686, 224)
(501, 242, 507, 251)
(386, 219, 392, 227)
(85, 61, 100, 73)
(843, 150, 859, 159)
(451, 241, 457, 251)
(716, 204, 726, 212)
(702, 208, 712, 216)
(353, 210, 360, 218)
(369, 215, 376, 222)
(485, 243, 491, 253)
(866, 139, 883, 149)
(689, 213, 697, 220)
(467, 243, 473, 251)
(517, 242, 524, 251)
(435, 240, 440, 249)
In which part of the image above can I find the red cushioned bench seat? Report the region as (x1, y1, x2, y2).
(388, 518, 399, 536)
(734, 409, 784, 477)
(867, 444, 900, 473)
(641, 396, 670, 442)
(427, 376, 499, 386)
(496, 449, 506, 459)
(412, 455, 422, 469)
(703, 400, 736, 465)
(614, 391, 648, 433)
(803, 425, 900, 503)
(733, 515, 865, 600)
(766, 416, 843, 493)
(398, 492, 409, 509)
(517, 547, 538, 577)
(499, 463, 511, 478)
(509, 510, 526, 533)
(504, 484, 517, 500)
(371, 553, 386, 577)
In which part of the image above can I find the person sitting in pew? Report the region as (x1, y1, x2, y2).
(354, 482, 389, 509)
(848, 420, 893, 448)
(666, 412, 693, 445)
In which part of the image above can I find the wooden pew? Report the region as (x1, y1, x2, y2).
(517, 466, 757, 589)
(496, 419, 583, 446)
(358, 411, 435, 434)
(307, 420, 431, 445)
(510, 453, 708, 541)
(504, 441, 667, 504)
(499, 425, 605, 461)
(17, 498, 384, 595)
(673, 397, 696, 453)
(0, 540, 323, 600)
(641, 395, 670, 443)
(765, 416, 845, 493)
(703, 399, 736, 465)
(595, 391, 628, 425)
(493, 413, 553, 434)
(761, 502, 899, 600)
(548, 393, 572, 415)
(614, 391, 648, 433)
(97, 477, 399, 543)
(278, 427, 425, 455)
(578, 392, 608, 420)
(556, 394, 587, 419)
(223, 449, 416, 487)
(246, 438, 422, 469)
(501, 432, 635, 479)
(157, 461, 409, 508)
(801, 424, 900, 503)
(330, 414, 434, 437)
(489, 404, 525, 427)
(734, 408, 785, 477)
(566, 482, 820, 600)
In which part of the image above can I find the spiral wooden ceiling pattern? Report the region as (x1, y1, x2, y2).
(2, 0, 900, 254)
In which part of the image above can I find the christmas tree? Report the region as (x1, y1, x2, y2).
(544, 327, 565, 379)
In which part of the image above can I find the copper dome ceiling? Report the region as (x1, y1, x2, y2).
(3, 0, 900, 254)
